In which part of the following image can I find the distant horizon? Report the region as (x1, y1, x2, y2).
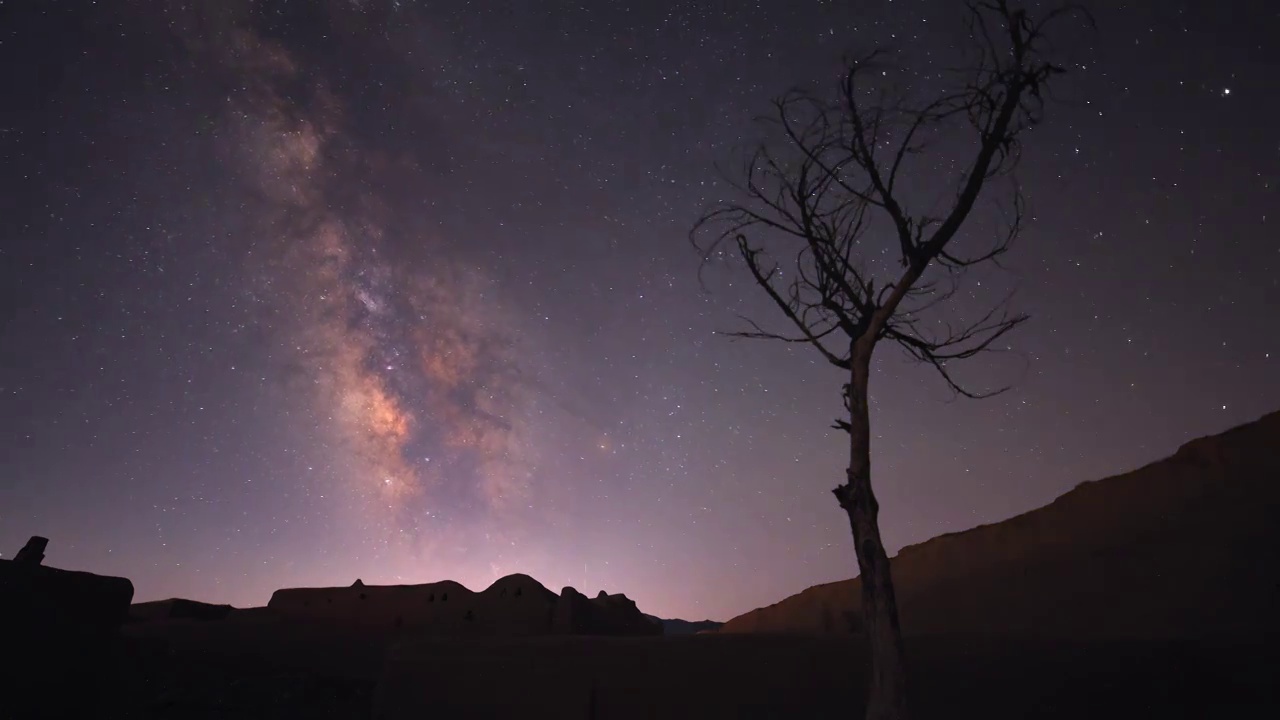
(14, 406, 1272, 621)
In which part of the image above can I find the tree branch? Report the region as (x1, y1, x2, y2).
(691, 0, 1086, 398)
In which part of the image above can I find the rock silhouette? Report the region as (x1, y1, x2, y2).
(13, 535, 48, 565)
(1, 536, 135, 631)
(718, 410, 1280, 640)
(267, 573, 660, 637)
(2, 537, 135, 717)
(553, 586, 663, 636)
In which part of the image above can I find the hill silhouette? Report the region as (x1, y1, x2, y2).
(644, 615, 723, 635)
(10, 412, 1280, 717)
(718, 410, 1280, 639)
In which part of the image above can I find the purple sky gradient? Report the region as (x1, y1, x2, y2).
(2, 0, 1277, 621)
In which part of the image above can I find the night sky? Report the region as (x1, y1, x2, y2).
(1, 0, 1276, 622)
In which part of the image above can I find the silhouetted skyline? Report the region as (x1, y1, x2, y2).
(2, 0, 1277, 620)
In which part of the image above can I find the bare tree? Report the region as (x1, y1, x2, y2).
(692, 3, 1090, 718)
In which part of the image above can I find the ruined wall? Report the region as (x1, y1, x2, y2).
(267, 574, 659, 637)
(553, 588, 662, 636)
(268, 575, 561, 635)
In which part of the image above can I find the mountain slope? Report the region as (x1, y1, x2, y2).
(719, 410, 1280, 640)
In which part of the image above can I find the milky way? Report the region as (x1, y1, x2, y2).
(191, 16, 554, 577)
(224, 29, 525, 506)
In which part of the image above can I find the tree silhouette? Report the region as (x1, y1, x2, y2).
(692, 3, 1090, 718)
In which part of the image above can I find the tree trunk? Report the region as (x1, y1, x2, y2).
(834, 347, 909, 720)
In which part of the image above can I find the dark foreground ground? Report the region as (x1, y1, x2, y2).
(17, 615, 1280, 719)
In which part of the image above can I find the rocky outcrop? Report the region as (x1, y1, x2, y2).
(2, 537, 136, 716)
(552, 587, 662, 636)
(268, 573, 658, 636)
(591, 591, 663, 636)
(1, 537, 135, 631)
(719, 410, 1280, 640)
(13, 535, 48, 565)
(550, 586, 595, 634)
